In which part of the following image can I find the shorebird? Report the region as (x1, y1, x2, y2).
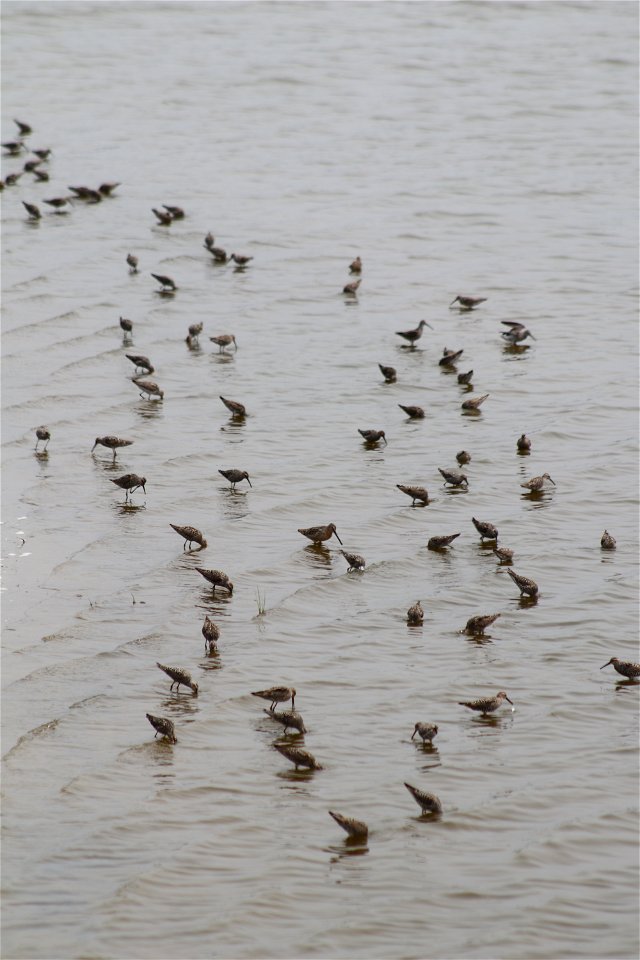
(126, 354, 154, 375)
(349, 256, 362, 274)
(146, 713, 177, 743)
(44, 197, 70, 211)
(23, 159, 43, 172)
(378, 363, 397, 382)
(459, 691, 513, 715)
(501, 321, 535, 344)
(465, 613, 501, 635)
(601, 530, 616, 550)
(407, 601, 424, 625)
(343, 278, 361, 295)
(151, 273, 177, 291)
(398, 404, 424, 419)
(152, 207, 173, 225)
(219, 396, 246, 416)
(92, 436, 133, 461)
(397, 485, 429, 506)
(404, 783, 442, 814)
(22, 201, 41, 220)
(252, 686, 296, 710)
(218, 469, 251, 489)
(14, 119, 32, 136)
(68, 185, 100, 202)
(157, 663, 198, 695)
(439, 348, 464, 366)
(4, 172, 23, 185)
(274, 744, 322, 770)
(196, 568, 233, 595)
(329, 811, 368, 840)
(427, 533, 460, 550)
(34, 426, 50, 450)
(340, 550, 366, 571)
(33, 168, 49, 182)
(110, 474, 146, 501)
(202, 615, 220, 651)
(396, 319, 431, 347)
(456, 450, 471, 465)
(358, 429, 387, 444)
(411, 722, 438, 744)
(204, 232, 215, 249)
(462, 394, 489, 411)
(600, 658, 640, 680)
(170, 524, 207, 550)
(457, 369, 474, 384)
(507, 568, 539, 598)
(187, 322, 203, 341)
(230, 253, 253, 266)
(521, 473, 555, 492)
(2, 140, 25, 155)
(517, 433, 531, 452)
(98, 182, 120, 196)
(206, 246, 229, 262)
(132, 378, 164, 400)
(493, 546, 514, 563)
(162, 204, 184, 219)
(438, 468, 468, 487)
(32, 148, 52, 160)
(210, 334, 237, 352)
(126, 253, 138, 273)
(298, 523, 343, 545)
(264, 709, 306, 734)
(450, 295, 487, 310)
(472, 517, 498, 541)
(119, 316, 133, 338)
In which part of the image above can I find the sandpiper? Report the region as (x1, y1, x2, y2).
(23, 159, 43, 172)
(204, 232, 215, 249)
(465, 613, 501, 635)
(493, 546, 514, 563)
(349, 256, 362, 274)
(4, 172, 23, 185)
(398, 404, 424, 419)
(521, 473, 555, 492)
(196, 568, 233, 595)
(92, 436, 133, 461)
(22, 201, 41, 220)
(230, 253, 253, 266)
(427, 533, 460, 550)
(329, 811, 368, 840)
(33, 168, 49, 182)
(119, 316, 133, 338)
(220, 396, 246, 416)
(502, 321, 535, 344)
(411, 722, 438, 743)
(14, 119, 32, 136)
(152, 207, 173, 225)
(110, 474, 146, 501)
(151, 273, 177, 291)
(163, 204, 184, 219)
(2, 140, 25, 155)
(188, 322, 203, 341)
(274, 744, 322, 770)
(32, 148, 52, 160)
(146, 713, 177, 743)
(438, 468, 468, 487)
(218, 469, 252, 489)
(156, 662, 198, 695)
(298, 523, 343, 545)
(340, 550, 366, 571)
(600, 658, 640, 680)
(517, 433, 532, 452)
(378, 363, 397, 382)
(133, 378, 164, 400)
(358, 429, 387, 445)
(459, 691, 513, 715)
(343, 278, 361, 295)
(439, 348, 464, 366)
(252, 686, 296, 710)
(450, 295, 487, 310)
(98, 182, 120, 197)
(126, 253, 138, 273)
(126, 354, 154, 375)
(44, 197, 70, 211)
(210, 334, 237, 352)
(34, 426, 50, 450)
(206, 246, 229, 262)
(170, 524, 207, 550)
(407, 601, 424, 625)
(472, 517, 498, 541)
(404, 783, 442, 814)
(397, 485, 429, 505)
(68, 185, 97, 200)
(395, 319, 431, 347)
(462, 393, 489, 411)
(601, 530, 616, 550)
(457, 370, 474, 385)
(507, 568, 538, 598)
(202, 615, 220, 651)
(264, 709, 306, 734)
(456, 450, 471, 465)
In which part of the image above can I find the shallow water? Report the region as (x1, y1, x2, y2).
(1, 2, 638, 959)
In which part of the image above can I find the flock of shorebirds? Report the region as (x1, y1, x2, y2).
(8, 117, 637, 844)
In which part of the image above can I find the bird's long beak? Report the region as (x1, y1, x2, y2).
(411, 729, 417, 740)
(247, 476, 252, 487)
(91, 440, 97, 451)
(449, 298, 458, 307)
(383, 435, 388, 445)
(425, 322, 433, 329)
(600, 660, 613, 670)
(334, 531, 343, 545)
(549, 477, 556, 485)
(529, 333, 537, 340)
(505, 695, 514, 704)
(141, 483, 146, 494)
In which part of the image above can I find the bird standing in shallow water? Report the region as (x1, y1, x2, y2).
(219, 396, 246, 417)
(349, 256, 362, 274)
(92, 436, 133, 461)
(230, 253, 253, 266)
(493, 546, 514, 563)
(439, 348, 464, 367)
(517, 433, 532, 452)
(456, 450, 471, 465)
(439, 468, 468, 487)
(275, 744, 322, 770)
(396, 319, 431, 347)
(472, 517, 498, 541)
(126, 253, 138, 273)
(340, 550, 366, 571)
(202, 615, 219, 651)
(521, 473, 555, 492)
(196, 568, 233, 595)
(22, 201, 41, 220)
(459, 691, 513, 715)
(398, 404, 424, 419)
(264, 709, 306, 734)
(110, 474, 146, 501)
(600, 658, 639, 680)
(462, 394, 489, 411)
(457, 370, 474, 385)
(157, 663, 198, 695)
(507, 568, 538, 598)
(34, 426, 50, 450)
(119, 316, 133, 339)
(342, 278, 361, 295)
(601, 530, 616, 549)
(252, 686, 296, 710)
(378, 363, 397, 382)
(218, 469, 251, 489)
(126, 354, 154, 375)
(397, 484, 429, 506)
(428, 533, 460, 550)
(411, 722, 438, 744)
(152, 207, 173, 225)
(133, 378, 164, 400)
(298, 523, 343, 545)
(146, 713, 177, 743)
(404, 783, 442, 814)
(465, 613, 501, 635)
(501, 321, 535, 344)
(450, 295, 487, 310)
(151, 273, 176, 291)
(358, 429, 387, 445)
(407, 601, 424, 625)
(329, 811, 368, 840)
(211, 334, 237, 353)
(170, 524, 207, 550)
